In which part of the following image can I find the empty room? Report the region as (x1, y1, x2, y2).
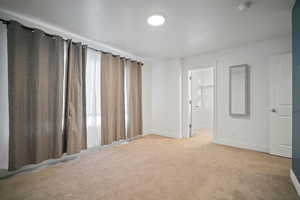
(0, 0, 300, 199)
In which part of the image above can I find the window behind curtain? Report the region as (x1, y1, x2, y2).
(62, 41, 68, 130)
(86, 49, 101, 148)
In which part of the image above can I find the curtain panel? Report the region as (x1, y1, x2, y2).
(64, 41, 87, 154)
(5, 20, 142, 170)
(101, 54, 126, 145)
(125, 61, 143, 138)
(7, 21, 65, 170)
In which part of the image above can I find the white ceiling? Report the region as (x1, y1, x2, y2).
(0, 0, 295, 59)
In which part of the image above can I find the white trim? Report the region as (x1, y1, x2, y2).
(0, 8, 145, 62)
(178, 58, 184, 139)
(143, 130, 155, 135)
(213, 138, 268, 153)
(150, 129, 182, 139)
(290, 169, 300, 197)
(212, 62, 218, 140)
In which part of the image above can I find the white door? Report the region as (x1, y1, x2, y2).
(190, 68, 214, 136)
(269, 53, 292, 158)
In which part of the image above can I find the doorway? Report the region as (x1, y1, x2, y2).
(188, 67, 215, 138)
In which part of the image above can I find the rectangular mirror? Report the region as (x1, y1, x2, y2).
(229, 65, 250, 116)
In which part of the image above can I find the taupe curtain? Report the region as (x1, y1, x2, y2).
(101, 54, 126, 145)
(8, 21, 65, 170)
(125, 61, 143, 138)
(64, 41, 87, 154)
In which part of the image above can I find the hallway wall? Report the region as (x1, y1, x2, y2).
(150, 59, 182, 138)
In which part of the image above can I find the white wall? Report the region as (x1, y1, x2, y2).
(142, 61, 153, 134)
(182, 36, 292, 152)
(150, 59, 182, 138)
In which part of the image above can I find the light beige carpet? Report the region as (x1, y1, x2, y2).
(0, 133, 298, 200)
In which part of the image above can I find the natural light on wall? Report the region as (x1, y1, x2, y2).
(86, 49, 102, 148)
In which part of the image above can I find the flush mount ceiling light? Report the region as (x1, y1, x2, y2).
(147, 15, 165, 26)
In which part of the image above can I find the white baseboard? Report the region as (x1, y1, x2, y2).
(148, 129, 181, 139)
(290, 169, 300, 197)
(213, 138, 268, 153)
(143, 130, 155, 135)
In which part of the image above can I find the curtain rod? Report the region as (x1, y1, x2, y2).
(0, 18, 143, 65)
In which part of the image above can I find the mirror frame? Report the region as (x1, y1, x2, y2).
(229, 64, 250, 117)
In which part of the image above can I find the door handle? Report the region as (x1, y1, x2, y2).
(266, 108, 277, 113)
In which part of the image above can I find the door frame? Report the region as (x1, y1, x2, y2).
(187, 64, 218, 139)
